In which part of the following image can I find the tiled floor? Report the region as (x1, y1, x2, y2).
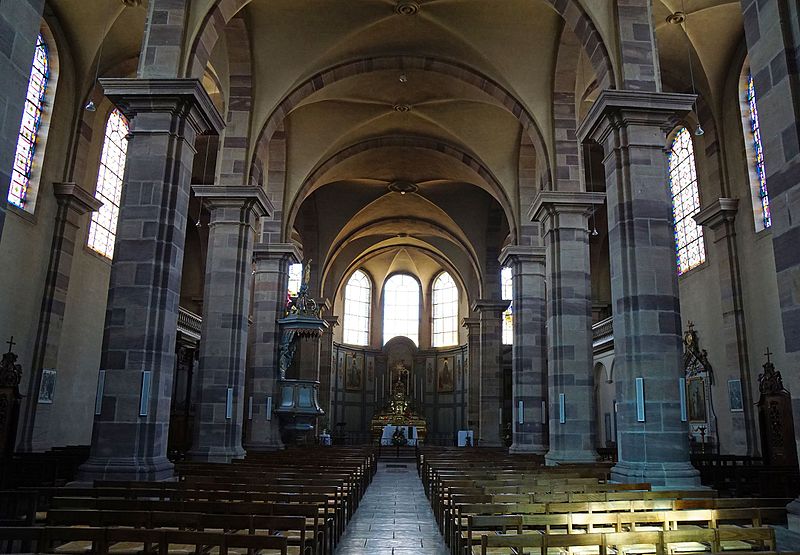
(335, 460, 448, 555)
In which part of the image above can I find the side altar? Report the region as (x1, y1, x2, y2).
(370, 369, 427, 444)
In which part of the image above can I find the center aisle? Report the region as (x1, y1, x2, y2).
(335, 457, 448, 555)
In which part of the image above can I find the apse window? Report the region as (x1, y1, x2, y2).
(502, 267, 513, 345)
(432, 272, 458, 347)
(343, 269, 371, 346)
(383, 273, 420, 346)
(287, 263, 303, 298)
(743, 72, 771, 230)
(88, 109, 130, 258)
(669, 127, 706, 274)
(8, 33, 50, 211)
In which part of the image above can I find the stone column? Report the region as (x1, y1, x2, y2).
(472, 300, 509, 447)
(77, 79, 223, 481)
(0, 0, 46, 239)
(319, 315, 339, 417)
(18, 183, 102, 451)
(499, 246, 548, 454)
(532, 191, 605, 463)
(462, 317, 480, 431)
(245, 243, 300, 451)
(695, 198, 758, 456)
(578, 90, 700, 486)
(187, 186, 271, 462)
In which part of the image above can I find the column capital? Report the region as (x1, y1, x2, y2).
(324, 315, 340, 328)
(528, 191, 605, 223)
(577, 90, 697, 144)
(471, 299, 509, 314)
(252, 243, 302, 264)
(193, 185, 274, 219)
(694, 197, 739, 239)
(53, 182, 103, 215)
(99, 78, 225, 135)
(498, 244, 546, 267)
(461, 317, 480, 330)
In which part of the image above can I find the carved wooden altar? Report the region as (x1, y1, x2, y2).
(757, 352, 798, 467)
(370, 376, 427, 443)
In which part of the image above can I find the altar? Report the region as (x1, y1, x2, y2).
(380, 425, 419, 446)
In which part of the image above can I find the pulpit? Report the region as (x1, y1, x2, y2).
(370, 375, 427, 444)
(757, 352, 798, 467)
(0, 343, 23, 457)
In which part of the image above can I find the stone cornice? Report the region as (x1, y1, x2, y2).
(694, 197, 739, 230)
(498, 244, 546, 267)
(471, 299, 510, 313)
(577, 90, 697, 144)
(53, 182, 103, 214)
(528, 190, 606, 223)
(192, 185, 274, 218)
(99, 78, 225, 135)
(461, 317, 480, 328)
(252, 242, 302, 264)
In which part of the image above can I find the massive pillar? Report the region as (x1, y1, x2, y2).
(245, 243, 300, 451)
(462, 317, 480, 432)
(579, 90, 700, 486)
(77, 79, 223, 481)
(499, 246, 548, 454)
(695, 199, 758, 456)
(18, 184, 101, 451)
(532, 192, 604, 464)
(187, 186, 271, 462)
(0, 0, 46, 240)
(472, 300, 508, 447)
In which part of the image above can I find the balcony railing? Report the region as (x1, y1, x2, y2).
(177, 307, 202, 340)
(592, 316, 613, 352)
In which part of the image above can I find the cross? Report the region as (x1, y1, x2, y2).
(764, 347, 773, 363)
(687, 321, 695, 332)
(5, 336, 15, 354)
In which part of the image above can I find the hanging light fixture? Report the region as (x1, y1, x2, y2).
(85, 4, 114, 111)
(676, 0, 704, 136)
(84, 99, 97, 112)
(584, 142, 599, 237)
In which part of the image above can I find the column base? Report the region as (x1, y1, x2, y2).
(610, 460, 701, 487)
(545, 449, 599, 465)
(76, 455, 175, 482)
(509, 443, 548, 455)
(187, 445, 246, 463)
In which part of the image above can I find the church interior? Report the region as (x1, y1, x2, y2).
(1, 0, 800, 553)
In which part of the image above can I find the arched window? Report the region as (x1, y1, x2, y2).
(88, 109, 130, 258)
(383, 273, 419, 345)
(743, 71, 772, 230)
(8, 33, 50, 210)
(343, 269, 371, 346)
(669, 127, 706, 274)
(287, 263, 303, 298)
(501, 267, 513, 345)
(432, 272, 458, 347)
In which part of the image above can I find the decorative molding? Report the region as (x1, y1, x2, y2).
(471, 300, 510, 314)
(694, 197, 739, 229)
(53, 182, 103, 214)
(528, 190, 606, 223)
(498, 245, 546, 267)
(192, 185, 273, 218)
(252, 242, 302, 264)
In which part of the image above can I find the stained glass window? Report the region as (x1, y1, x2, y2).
(501, 267, 513, 345)
(8, 34, 50, 210)
(747, 73, 771, 229)
(343, 269, 371, 346)
(287, 263, 303, 297)
(88, 109, 130, 258)
(383, 273, 419, 345)
(432, 272, 458, 347)
(669, 127, 706, 274)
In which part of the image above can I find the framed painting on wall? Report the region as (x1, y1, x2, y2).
(728, 379, 744, 412)
(687, 377, 707, 422)
(345, 354, 362, 391)
(437, 357, 454, 392)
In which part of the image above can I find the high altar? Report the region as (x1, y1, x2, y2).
(370, 362, 427, 443)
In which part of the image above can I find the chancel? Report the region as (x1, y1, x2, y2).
(2, 0, 800, 553)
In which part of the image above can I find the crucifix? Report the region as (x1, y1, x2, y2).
(764, 347, 773, 363)
(5, 336, 15, 354)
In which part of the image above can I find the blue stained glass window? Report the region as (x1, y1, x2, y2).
(501, 267, 512, 345)
(669, 127, 706, 275)
(747, 73, 771, 229)
(8, 34, 49, 210)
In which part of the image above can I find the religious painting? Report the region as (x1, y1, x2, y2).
(728, 379, 744, 412)
(345, 354, 362, 391)
(38, 369, 56, 404)
(438, 357, 454, 393)
(687, 377, 707, 422)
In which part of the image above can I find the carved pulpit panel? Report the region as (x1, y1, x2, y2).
(757, 351, 798, 467)
(0, 341, 23, 457)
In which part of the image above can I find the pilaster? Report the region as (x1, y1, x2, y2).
(77, 78, 223, 482)
(578, 89, 700, 486)
(472, 300, 509, 447)
(499, 246, 548, 455)
(462, 317, 481, 433)
(18, 183, 102, 451)
(245, 243, 301, 451)
(531, 191, 605, 464)
(187, 186, 271, 462)
(319, 315, 339, 417)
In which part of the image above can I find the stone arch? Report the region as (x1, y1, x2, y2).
(185, 0, 616, 91)
(551, 23, 583, 193)
(287, 135, 517, 244)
